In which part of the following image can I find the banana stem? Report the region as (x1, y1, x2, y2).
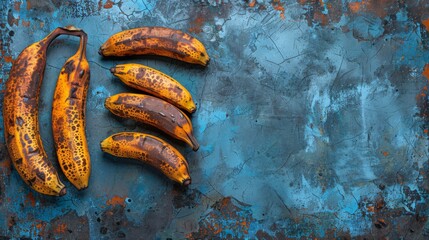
(40, 26, 87, 49)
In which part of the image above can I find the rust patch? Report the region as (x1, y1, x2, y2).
(187, 197, 254, 239)
(189, 16, 205, 33)
(25, 191, 36, 207)
(297, 0, 343, 26)
(271, 0, 285, 20)
(106, 195, 126, 207)
(346, 0, 399, 18)
(7, 9, 19, 26)
(22, 20, 30, 27)
(104, 0, 114, 9)
(423, 64, 429, 81)
(4, 56, 13, 63)
(53, 223, 67, 234)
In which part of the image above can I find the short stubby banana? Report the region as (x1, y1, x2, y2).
(105, 93, 199, 151)
(52, 32, 91, 190)
(110, 63, 197, 113)
(3, 26, 85, 196)
(100, 132, 191, 186)
(99, 27, 210, 66)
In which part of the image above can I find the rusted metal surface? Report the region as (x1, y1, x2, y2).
(1, 0, 429, 238)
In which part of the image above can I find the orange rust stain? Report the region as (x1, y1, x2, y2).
(314, 11, 329, 26)
(249, 0, 256, 7)
(422, 18, 429, 32)
(240, 221, 250, 234)
(0, 157, 11, 169)
(40, 21, 44, 28)
(347, 0, 397, 18)
(22, 20, 30, 27)
(14, 1, 21, 11)
(213, 223, 222, 234)
(272, 0, 286, 20)
(348, 2, 361, 13)
(26, 0, 31, 10)
(189, 16, 205, 34)
(424, 129, 429, 134)
(106, 195, 126, 207)
(424, 86, 428, 91)
(25, 192, 36, 207)
(54, 223, 67, 234)
(36, 222, 44, 229)
(367, 206, 375, 212)
(423, 64, 429, 81)
(104, 0, 114, 9)
(382, 151, 389, 157)
(4, 56, 14, 63)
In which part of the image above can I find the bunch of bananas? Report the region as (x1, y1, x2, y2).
(99, 27, 209, 187)
(2, 26, 208, 196)
(3, 26, 91, 196)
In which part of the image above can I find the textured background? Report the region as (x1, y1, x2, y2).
(1, 0, 429, 239)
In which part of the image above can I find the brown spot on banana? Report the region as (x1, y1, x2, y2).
(105, 93, 199, 151)
(52, 31, 91, 190)
(2, 27, 86, 196)
(99, 27, 210, 66)
(100, 132, 191, 186)
(110, 63, 197, 113)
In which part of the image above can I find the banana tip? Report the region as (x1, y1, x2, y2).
(59, 188, 67, 196)
(78, 185, 88, 191)
(109, 67, 116, 74)
(98, 48, 103, 56)
(183, 179, 191, 187)
(192, 144, 200, 151)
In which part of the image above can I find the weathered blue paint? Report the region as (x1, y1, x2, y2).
(1, 0, 429, 239)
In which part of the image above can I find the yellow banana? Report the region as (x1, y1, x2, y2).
(110, 63, 197, 113)
(99, 27, 210, 66)
(3, 26, 85, 196)
(100, 132, 191, 186)
(105, 93, 199, 151)
(52, 31, 91, 190)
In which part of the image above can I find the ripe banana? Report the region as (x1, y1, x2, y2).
(105, 93, 200, 151)
(110, 63, 197, 113)
(52, 31, 91, 190)
(3, 26, 85, 196)
(99, 27, 210, 66)
(100, 132, 191, 186)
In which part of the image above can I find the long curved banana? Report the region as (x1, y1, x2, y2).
(100, 132, 191, 186)
(99, 27, 210, 66)
(105, 93, 199, 151)
(110, 63, 196, 113)
(52, 32, 91, 190)
(3, 26, 85, 196)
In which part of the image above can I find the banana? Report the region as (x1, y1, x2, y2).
(52, 31, 91, 190)
(99, 27, 210, 66)
(3, 26, 85, 196)
(110, 63, 197, 113)
(100, 132, 191, 186)
(105, 93, 200, 151)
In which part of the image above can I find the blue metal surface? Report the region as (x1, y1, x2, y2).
(1, 0, 429, 238)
